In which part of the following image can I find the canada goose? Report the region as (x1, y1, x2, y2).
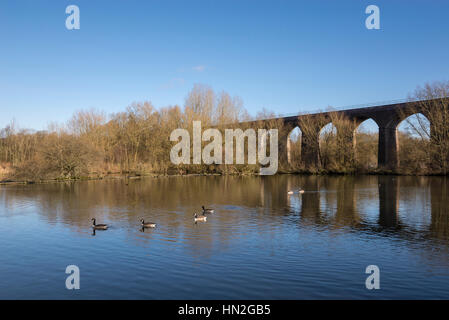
(140, 219, 156, 228)
(202, 206, 214, 214)
(194, 213, 207, 222)
(91, 218, 108, 230)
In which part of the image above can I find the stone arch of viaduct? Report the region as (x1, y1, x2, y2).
(252, 99, 443, 170)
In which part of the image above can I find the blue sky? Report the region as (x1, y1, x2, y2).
(0, 0, 448, 130)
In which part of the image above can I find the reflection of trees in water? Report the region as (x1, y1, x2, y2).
(430, 177, 449, 241)
(319, 176, 361, 228)
(298, 176, 323, 225)
(2, 175, 449, 257)
(335, 177, 360, 227)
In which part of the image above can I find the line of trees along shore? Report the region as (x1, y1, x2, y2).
(0, 82, 448, 182)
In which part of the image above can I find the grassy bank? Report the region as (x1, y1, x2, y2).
(1, 82, 448, 181)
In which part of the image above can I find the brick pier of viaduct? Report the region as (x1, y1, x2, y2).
(248, 99, 445, 170)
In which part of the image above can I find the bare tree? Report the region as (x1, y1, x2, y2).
(1, 83, 448, 181)
(404, 81, 449, 174)
(184, 84, 215, 125)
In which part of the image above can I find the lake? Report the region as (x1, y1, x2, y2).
(0, 175, 448, 299)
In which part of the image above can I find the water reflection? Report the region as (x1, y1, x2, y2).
(1, 175, 449, 299)
(430, 177, 449, 240)
(378, 176, 399, 228)
(1, 176, 449, 243)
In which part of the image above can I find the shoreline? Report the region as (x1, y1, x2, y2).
(0, 170, 446, 186)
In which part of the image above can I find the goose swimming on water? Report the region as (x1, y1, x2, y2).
(194, 213, 207, 222)
(91, 218, 108, 230)
(140, 219, 156, 228)
(202, 206, 214, 214)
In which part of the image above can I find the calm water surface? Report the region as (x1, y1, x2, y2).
(0, 175, 448, 299)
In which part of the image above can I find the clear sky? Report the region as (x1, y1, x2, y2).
(1, 0, 448, 130)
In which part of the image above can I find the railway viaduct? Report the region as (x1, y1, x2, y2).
(248, 99, 446, 170)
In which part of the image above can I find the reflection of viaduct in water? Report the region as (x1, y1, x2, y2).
(298, 176, 321, 223)
(294, 176, 400, 228)
(430, 177, 449, 240)
(287, 176, 449, 242)
(2, 175, 449, 254)
(247, 99, 447, 170)
(378, 176, 399, 227)
(295, 176, 362, 227)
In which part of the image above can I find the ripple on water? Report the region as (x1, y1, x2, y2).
(1, 175, 449, 299)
